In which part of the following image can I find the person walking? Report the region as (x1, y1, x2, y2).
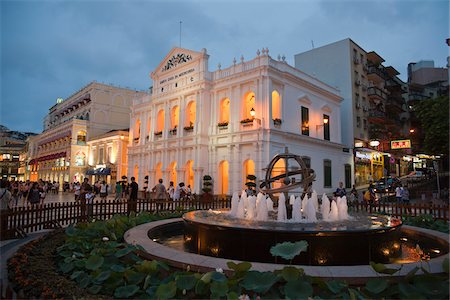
(27, 182, 41, 206)
(128, 177, 138, 214)
(74, 182, 81, 201)
(100, 181, 108, 200)
(401, 185, 410, 205)
(114, 181, 122, 201)
(152, 179, 167, 211)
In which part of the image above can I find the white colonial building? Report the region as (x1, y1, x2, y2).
(128, 47, 353, 195)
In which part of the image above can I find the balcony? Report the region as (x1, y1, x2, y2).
(385, 97, 404, 112)
(367, 86, 387, 101)
(367, 65, 388, 83)
(368, 108, 386, 124)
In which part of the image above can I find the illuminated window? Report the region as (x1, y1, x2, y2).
(323, 115, 330, 141)
(155, 162, 163, 182)
(219, 160, 229, 194)
(271, 90, 281, 120)
(157, 110, 165, 132)
(75, 152, 86, 166)
(169, 161, 177, 186)
(134, 119, 141, 140)
(147, 117, 151, 137)
(171, 106, 179, 129)
(185, 101, 196, 127)
(301, 107, 309, 135)
(243, 92, 255, 120)
(272, 159, 285, 190)
(134, 164, 139, 182)
(243, 159, 255, 189)
(220, 98, 230, 123)
(77, 131, 87, 145)
(185, 160, 195, 189)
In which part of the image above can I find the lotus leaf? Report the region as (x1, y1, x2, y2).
(284, 279, 313, 299)
(241, 271, 278, 293)
(115, 246, 134, 258)
(227, 261, 252, 273)
(60, 262, 74, 273)
(176, 274, 198, 290)
(79, 275, 91, 288)
(94, 270, 111, 282)
(369, 261, 400, 275)
(270, 241, 308, 260)
(86, 255, 104, 270)
(365, 278, 388, 294)
(156, 281, 177, 300)
(88, 284, 102, 294)
(280, 266, 302, 282)
(110, 264, 128, 272)
(210, 281, 229, 298)
(114, 284, 140, 298)
(211, 271, 227, 282)
(325, 280, 348, 294)
(126, 271, 146, 285)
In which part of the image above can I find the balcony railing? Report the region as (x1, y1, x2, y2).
(367, 65, 389, 81)
(367, 87, 388, 100)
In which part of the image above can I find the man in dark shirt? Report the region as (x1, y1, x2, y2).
(128, 177, 138, 214)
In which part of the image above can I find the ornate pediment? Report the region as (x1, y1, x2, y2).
(161, 53, 193, 72)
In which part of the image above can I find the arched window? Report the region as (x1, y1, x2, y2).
(74, 151, 86, 166)
(156, 110, 165, 133)
(185, 101, 196, 127)
(243, 92, 255, 120)
(219, 160, 229, 194)
(271, 158, 285, 190)
(171, 106, 179, 130)
(134, 119, 141, 141)
(220, 98, 230, 124)
(146, 117, 151, 139)
(271, 90, 281, 120)
(243, 159, 255, 189)
(185, 160, 195, 190)
(169, 161, 177, 186)
(76, 131, 87, 145)
(134, 164, 139, 182)
(155, 162, 163, 183)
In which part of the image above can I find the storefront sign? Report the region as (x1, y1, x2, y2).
(356, 151, 371, 160)
(391, 139, 411, 149)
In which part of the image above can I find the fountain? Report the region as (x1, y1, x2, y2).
(125, 149, 448, 271)
(182, 148, 406, 265)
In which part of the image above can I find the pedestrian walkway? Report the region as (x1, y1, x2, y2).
(12, 191, 117, 207)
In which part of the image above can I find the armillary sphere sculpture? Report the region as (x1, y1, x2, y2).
(260, 147, 316, 197)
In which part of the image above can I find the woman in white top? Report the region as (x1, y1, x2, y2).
(100, 181, 108, 200)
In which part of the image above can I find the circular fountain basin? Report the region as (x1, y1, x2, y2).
(182, 210, 403, 266)
(124, 217, 449, 283)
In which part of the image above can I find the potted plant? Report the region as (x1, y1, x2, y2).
(273, 118, 282, 126)
(217, 121, 229, 128)
(201, 175, 213, 202)
(240, 118, 254, 124)
(184, 122, 194, 131)
(169, 125, 177, 135)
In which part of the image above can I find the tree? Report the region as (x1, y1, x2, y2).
(413, 96, 449, 155)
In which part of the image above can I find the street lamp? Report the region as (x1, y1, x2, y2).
(250, 107, 256, 118)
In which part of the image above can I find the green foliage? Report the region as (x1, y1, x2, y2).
(413, 96, 449, 155)
(52, 213, 450, 299)
(270, 241, 308, 261)
(402, 215, 449, 233)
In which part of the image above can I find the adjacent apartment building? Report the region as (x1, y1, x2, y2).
(27, 82, 146, 186)
(294, 38, 409, 186)
(128, 47, 353, 195)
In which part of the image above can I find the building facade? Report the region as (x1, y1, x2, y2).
(0, 125, 36, 181)
(29, 82, 146, 187)
(294, 39, 409, 186)
(128, 47, 353, 195)
(86, 129, 129, 186)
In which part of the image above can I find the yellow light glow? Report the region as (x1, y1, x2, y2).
(323, 118, 329, 124)
(400, 238, 408, 242)
(210, 246, 220, 256)
(431, 249, 440, 254)
(382, 249, 390, 256)
(271, 90, 281, 120)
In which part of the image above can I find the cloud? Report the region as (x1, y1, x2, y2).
(1, 0, 448, 132)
